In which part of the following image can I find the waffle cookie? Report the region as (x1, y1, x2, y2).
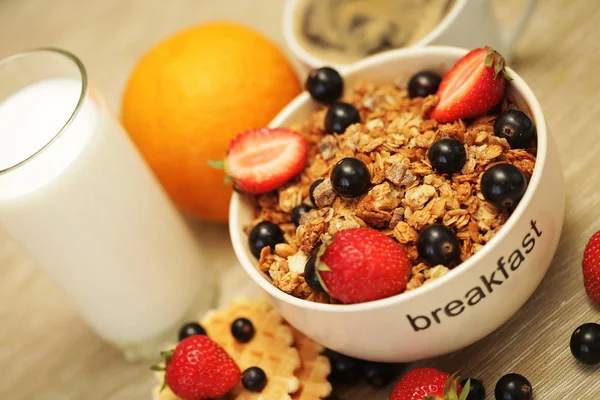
(205, 298, 301, 400)
(289, 326, 332, 400)
(152, 298, 332, 400)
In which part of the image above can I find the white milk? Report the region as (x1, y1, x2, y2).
(0, 79, 214, 351)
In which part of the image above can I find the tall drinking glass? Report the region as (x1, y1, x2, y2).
(0, 49, 216, 360)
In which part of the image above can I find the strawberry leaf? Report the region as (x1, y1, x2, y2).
(484, 52, 494, 68)
(160, 375, 168, 393)
(155, 348, 175, 393)
(459, 379, 471, 400)
(316, 262, 331, 272)
(316, 268, 330, 294)
(484, 45, 497, 54)
(432, 373, 463, 400)
(207, 159, 236, 185)
(315, 246, 331, 271)
(483, 46, 513, 81)
(151, 363, 169, 393)
(443, 373, 454, 394)
(160, 349, 174, 359)
(314, 244, 332, 293)
(150, 362, 169, 393)
(206, 159, 225, 169)
(494, 59, 503, 78)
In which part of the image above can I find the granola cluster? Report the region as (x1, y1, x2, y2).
(245, 80, 537, 303)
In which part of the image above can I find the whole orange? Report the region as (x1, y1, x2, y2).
(121, 22, 301, 222)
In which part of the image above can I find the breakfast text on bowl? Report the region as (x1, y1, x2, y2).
(408, 219, 543, 332)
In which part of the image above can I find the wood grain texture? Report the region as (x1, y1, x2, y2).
(0, 0, 599, 399)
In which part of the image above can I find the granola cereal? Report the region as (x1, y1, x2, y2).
(244, 79, 537, 303)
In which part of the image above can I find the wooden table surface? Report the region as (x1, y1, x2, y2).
(1, 0, 599, 398)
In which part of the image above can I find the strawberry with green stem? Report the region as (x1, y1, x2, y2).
(152, 335, 240, 400)
(390, 367, 470, 400)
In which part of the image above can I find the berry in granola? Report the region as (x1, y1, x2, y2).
(309, 178, 325, 206)
(317, 228, 411, 303)
(325, 101, 361, 134)
(248, 221, 285, 259)
(461, 377, 486, 400)
(304, 255, 326, 292)
(582, 230, 600, 304)
(494, 110, 536, 149)
(570, 323, 600, 365)
(481, 163, 527, 209)
(178, 322, 207, 341)
(306, 66, 344, 104)
(408, 70, 442, 99)
(361, 361, 397, 388)
(494, 373, 532, 400)
(431, 47, 510, 123)
(324, 349, 363, 384)
(220, 127, 308, 194)
(330, 157, 371, 198)
(417, 223, 461, 267)
(231, 317, 255, 343)
(241, 366, 268, 392)
(428, 138, 467, 174)
(292, 203, 313, 226)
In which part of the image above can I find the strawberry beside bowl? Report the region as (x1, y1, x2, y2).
(229, 46, 566, 362)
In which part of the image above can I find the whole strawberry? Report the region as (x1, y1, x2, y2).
(316, 227, 411, 304)
(583, 230, 600, 304)
(430, 47, 510, 123)
(159, 335, 241, 400)
(390, 367, 466, 400)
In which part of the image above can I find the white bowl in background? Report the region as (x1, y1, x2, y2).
(229, 46, 565, 362)
(283, 0, 539, 70)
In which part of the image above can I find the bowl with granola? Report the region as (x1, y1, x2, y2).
(226, 46, 565, 362)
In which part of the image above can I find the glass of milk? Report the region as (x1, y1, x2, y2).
(0, 48, 217, 361)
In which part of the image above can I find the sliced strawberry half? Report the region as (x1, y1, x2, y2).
(222, 128, 308, 194)
(430, 47, 511, 123)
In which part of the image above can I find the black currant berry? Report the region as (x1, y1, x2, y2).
(178, 322, 207, 341)
(248, 221, 284, 259)
(481, 164, 527, 209)
(494, 110, 535, 149)
(325, 101, 361, 134)
(408, 71, 442, 98)
(330, 157, 370, 198)
(306, 67, 344, 104)
(231, 318, 255, 343)
(417, 223, 461, 266)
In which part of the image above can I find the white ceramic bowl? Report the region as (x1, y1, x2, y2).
(229, 46, 566, 362)
(282, 0, 470, 71)
(282, 0, 537, 70)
